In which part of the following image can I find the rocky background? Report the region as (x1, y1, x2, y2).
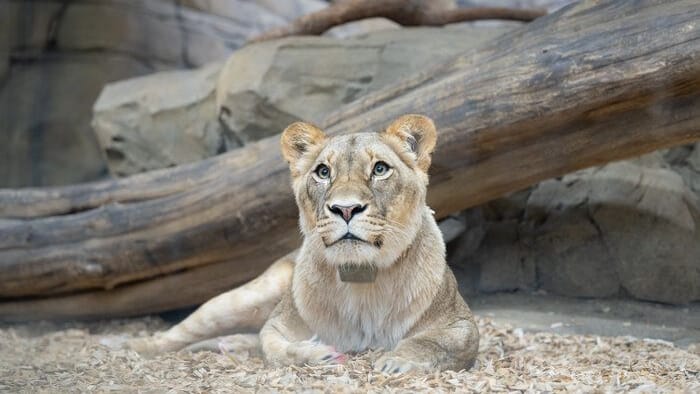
(2, 0, 698, 306)
(0, 0, 325, 187)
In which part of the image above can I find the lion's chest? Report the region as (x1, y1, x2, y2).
(296, 280, 422, 353)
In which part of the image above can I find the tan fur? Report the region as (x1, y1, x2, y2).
(126, 114, 479, 374)
(263, 114, 478, 372)
(125, 255, 294, 356)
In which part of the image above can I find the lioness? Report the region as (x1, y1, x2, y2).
(127, 115, 479, 373)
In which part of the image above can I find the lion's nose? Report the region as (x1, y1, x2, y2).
(328, 203, 366, 223)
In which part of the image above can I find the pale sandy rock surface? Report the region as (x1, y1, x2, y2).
(1, 314, 698, 393)
(92, 63, 226, 176)
(93, 25, 512, 177)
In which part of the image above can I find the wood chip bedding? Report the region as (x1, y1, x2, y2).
(1, 316, 698, 393)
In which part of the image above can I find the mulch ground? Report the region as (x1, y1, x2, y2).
(1, 316, 698, 393)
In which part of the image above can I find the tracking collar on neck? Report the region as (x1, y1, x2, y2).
(338, 263, 377, 283)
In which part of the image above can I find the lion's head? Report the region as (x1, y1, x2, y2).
(280, 114, 437, 269)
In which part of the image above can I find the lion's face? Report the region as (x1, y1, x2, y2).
(281, 115, 437, 269)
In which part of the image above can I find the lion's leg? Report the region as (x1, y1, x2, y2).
(127, 254, 295, 356)
(374, 299, 479, 373)
(260, 295, 346, 367)
(184, 333, 261, 355)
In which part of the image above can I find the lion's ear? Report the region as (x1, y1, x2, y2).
(384, 114, 437, 172)
(280, 122, 327, 166)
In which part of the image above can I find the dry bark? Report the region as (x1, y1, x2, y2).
(2, 0, 700, 320)
(248, 0, 546, 43)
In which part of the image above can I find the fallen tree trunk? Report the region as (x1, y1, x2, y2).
(2, 0, 700, 320)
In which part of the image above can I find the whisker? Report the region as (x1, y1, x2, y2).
(379, 224, 412, 242)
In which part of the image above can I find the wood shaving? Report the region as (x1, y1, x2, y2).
(1, 316, 698, 393)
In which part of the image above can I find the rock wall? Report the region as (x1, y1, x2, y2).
(451, 148, 700, 304)
(0, 0, 324, 187)
(93, 26, 511, 176)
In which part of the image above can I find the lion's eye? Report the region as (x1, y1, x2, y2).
(315, 164, 330, 179)
(372, 161, 390, 177)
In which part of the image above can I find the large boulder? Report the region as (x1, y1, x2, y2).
(92, 63, 225, 177)
(216, 26, 510, 143)
(587, 163, 699, 304)
(459, 153, 700, 304)
(93, 25, 512, 176)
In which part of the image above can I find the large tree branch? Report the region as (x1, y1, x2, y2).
(1, 0, 700, 320)
(248, 0, 546, 43)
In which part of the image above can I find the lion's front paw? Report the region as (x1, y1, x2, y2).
(287, 338, 347, 366)
(374, 354, 429, 374)
(120, 333, 183, 357)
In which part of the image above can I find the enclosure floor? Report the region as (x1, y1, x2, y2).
(1, 314, 698, 393)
